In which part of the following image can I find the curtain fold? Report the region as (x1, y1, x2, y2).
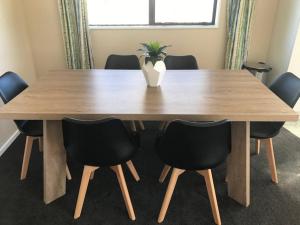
(58, 0, 94, 69)
(225, 0, 255, 70)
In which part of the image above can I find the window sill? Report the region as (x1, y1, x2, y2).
(89, 25, 219, 30)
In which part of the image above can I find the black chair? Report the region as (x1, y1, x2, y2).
(62, 118, 140, 220)
(105, 54, 141, 70)
(159, 55, 199, 130)
(251, 72, 300, 183)
(156, 120, 231, 225)
(164, 55, 199, 70)
(0, 72, 71, 180)
(105, 54, 145, 131)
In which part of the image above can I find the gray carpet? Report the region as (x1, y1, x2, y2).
(0, 122, 300, 225)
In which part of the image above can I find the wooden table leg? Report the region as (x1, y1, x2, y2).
(227, 121, 250, 207)
(43, 120, 66, 204)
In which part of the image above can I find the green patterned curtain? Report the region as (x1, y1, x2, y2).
(58, 0, 94, 69)
(225, 0, 255, 70)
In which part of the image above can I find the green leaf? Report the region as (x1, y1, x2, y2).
(137, 41, 170, 63)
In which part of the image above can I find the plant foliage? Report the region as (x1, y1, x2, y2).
(138, 41, 170, 65)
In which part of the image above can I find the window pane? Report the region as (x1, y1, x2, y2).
(87, 0, 149, 25)
(155, 0, 215, 24)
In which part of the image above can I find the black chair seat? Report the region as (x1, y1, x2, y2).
(156, 120, 231, 171)
(164, 55, 198, 70)
(105, 55, 140, 70)
(250, 72, 300, 140)
(16, 120, 43, 137)
(157, 150, 228, 171)
(62, 118, 139, 167)
(250, 122, 283, 139)
(80, 144, 137, 167)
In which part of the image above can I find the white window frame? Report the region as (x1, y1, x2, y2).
(88, 0, 220, 30)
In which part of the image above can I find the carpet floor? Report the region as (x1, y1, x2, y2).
(0, 122, 300, 225)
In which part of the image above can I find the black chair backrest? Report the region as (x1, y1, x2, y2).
(158, 120, 231, 170)
(62, 118, 138, 167)
(0, 71, 28, 104)
(0, 72, 28, 130)
(256, 72, 300, 136)
(164, 55, 198, 70)
(269, 72, 300, 108)
(105, 55, 141, 70)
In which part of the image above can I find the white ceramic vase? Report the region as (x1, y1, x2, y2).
(142, 60, 166, 87)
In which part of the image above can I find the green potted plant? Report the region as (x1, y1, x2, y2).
(138, 41, 170, 87)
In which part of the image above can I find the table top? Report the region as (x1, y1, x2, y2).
(0, 69, 297, 121)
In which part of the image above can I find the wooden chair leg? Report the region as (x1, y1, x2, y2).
(66, 165, 72, 180)
(159, 121, 167, 131)
(20, 136, 34, 180)
(74, 166, 98, 219)
(265, 138, 278, 183)
(159, 165, 171, 183)
(38, 137, 43, 152)
(126, 160, 140, 182)
(89, 171, 95, 180)
(138, 121, 145, 130)
(255, 139, 261, 155)
(130, 121, 137, 132)
(111, 165, 136, 221)
(158, 168, 185, 223)
(198, 169, 221, 225)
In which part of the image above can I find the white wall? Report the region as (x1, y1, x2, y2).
(23, 0, 279, 77)
(288, 24, 300, 76)
(266, 0, 300, 85)
(23, 0, 66, 78)
(288, 23, 300, 112)
(247, 0, 279, 62)
(0, 0, 37, 155)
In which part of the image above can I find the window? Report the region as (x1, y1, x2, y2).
(87, 0, 218, 27)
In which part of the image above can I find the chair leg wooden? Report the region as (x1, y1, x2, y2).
(158, 168, 185, 223)
(255, 139, 261, 155)
(198, 169, 221, 225)
(265, 138, 278, 183)
(130, 121, 137, 132)
(126, 160, 140, 182)
(89, 171, 95, 180)
(159, 121, 167, 131)
(74, 166, 99, 219)
(159, 165, 171, 183)
(111, 165, 136, 221)
(38, 137, 43, 152)
(138, 121, 145, 130)
(20, 136, 34, 180)
(66, 165, 72, 180)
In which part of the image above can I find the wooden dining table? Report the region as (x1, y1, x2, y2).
(0, 69, 297, 207)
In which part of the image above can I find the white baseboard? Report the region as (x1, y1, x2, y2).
(0, 130, 20, 157)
